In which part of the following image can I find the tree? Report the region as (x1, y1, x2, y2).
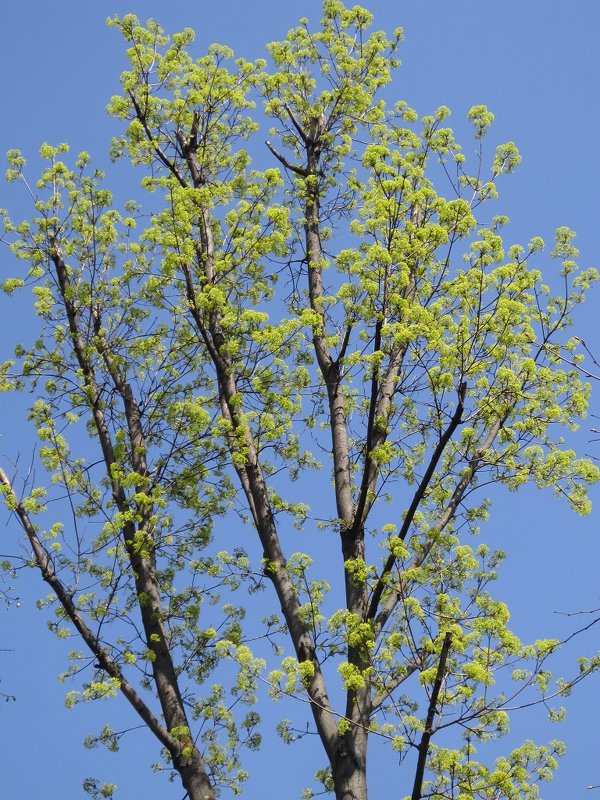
(0, 3, 598, 798)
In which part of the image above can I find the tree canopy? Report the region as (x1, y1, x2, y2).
(1, 3, 599, 799)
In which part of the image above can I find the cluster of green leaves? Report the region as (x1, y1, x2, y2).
(1, 2, 599, 799)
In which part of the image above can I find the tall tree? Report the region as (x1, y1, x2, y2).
(1, 3, 598, 799)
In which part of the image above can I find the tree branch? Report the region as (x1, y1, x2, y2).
(371, 660, 421, 711)
(127, 89, 188, 188)
(351, 266, 419, 535)
(368, 382, 467, 622)
(50, 241, 216, 800)
(284, 102, 308, 143)
(0, 467, 174, 753)
(410, 632, 452, 800)
(265, 140, 308, 177)
(374, 411, 504, 633)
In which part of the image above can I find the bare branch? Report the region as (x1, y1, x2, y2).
(265, 140, 308, 177)
(284, 102, 308, 143)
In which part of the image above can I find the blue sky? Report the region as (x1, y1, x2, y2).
(0, 2, 599, 798)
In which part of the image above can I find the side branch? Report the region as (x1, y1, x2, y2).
(368, 382, 467, 621)
(371, 660, 421, 711)
(352, 319, 384, 531)
(284, 103, 309, 143)
(50, 242, 120, 498)
(127, 89, 188, 188)
(352, 269, 419, 534)
(0, 468, 174, 752)
(92, 309, 148, 486)
(374, 412, 505, 633)
(265, 140, 308, 177)
(50, 242, 216, 800)
(410, 632, 452, 800)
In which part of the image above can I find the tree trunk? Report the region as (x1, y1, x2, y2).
(332, 731, 368, 800)
(176, 754, 215, 800)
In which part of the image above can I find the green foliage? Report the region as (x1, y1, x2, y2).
(83, 778, 117, 800)
(0, 3, 598, 800)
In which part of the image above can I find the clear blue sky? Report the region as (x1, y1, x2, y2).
(0, 2, 599, 798)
